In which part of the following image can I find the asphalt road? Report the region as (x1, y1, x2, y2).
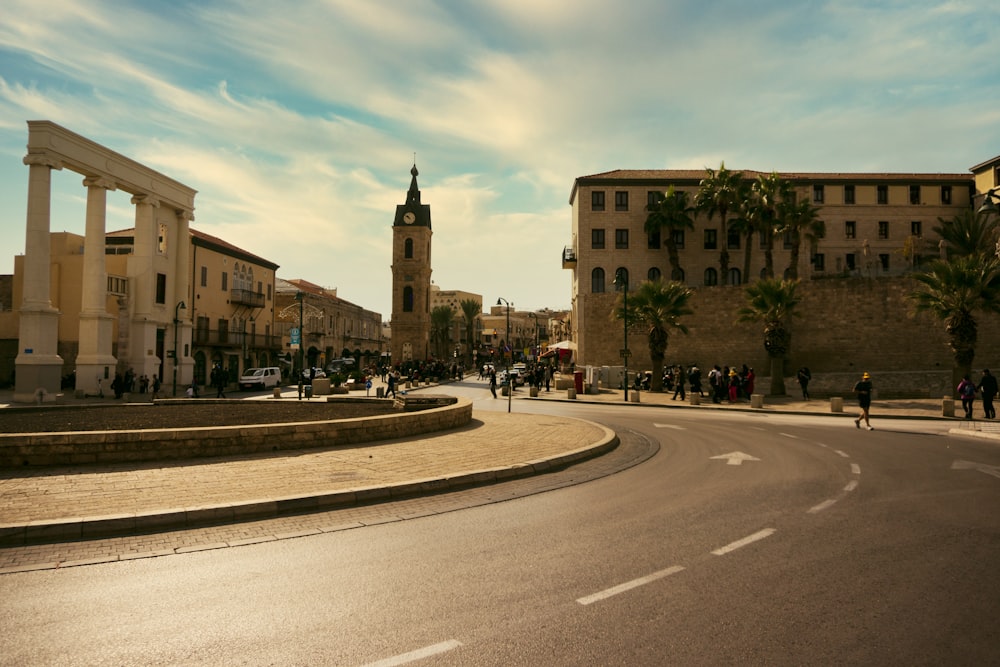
(2, 386, 998, 665)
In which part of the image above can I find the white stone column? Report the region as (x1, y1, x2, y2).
(126, 194, 161, 384)
(75, 176, 119, 397)
(14, 154, 64, 403)
(173, 210, 193, 391)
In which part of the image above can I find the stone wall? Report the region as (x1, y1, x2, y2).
(582, 276, 1000, 394)
(0, 396, 472, 467)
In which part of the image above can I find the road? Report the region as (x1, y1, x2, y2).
(2, 380, 999, 665)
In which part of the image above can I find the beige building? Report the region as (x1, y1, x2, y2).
(429, 286, 481, 362)
(275, 278, 383, 375)
(565, 167, 983, 371)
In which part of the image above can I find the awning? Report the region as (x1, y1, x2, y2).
(546, 340, 576, 350)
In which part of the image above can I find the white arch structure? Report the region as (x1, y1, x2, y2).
(15, 121, 197, 402)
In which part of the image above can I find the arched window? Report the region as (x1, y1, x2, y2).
(728, 268, 741, 285)
(704, 268, 718, 286)
(647, 267, 661, 282)
(403, 286, 414, 312)
(404, 238, 414, 259)
(670, 267, 685, 282)
(614, 267, 629, 290)
(591, 268, 605, 293)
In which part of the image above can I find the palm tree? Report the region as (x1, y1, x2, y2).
(459, 299, 481, 366)
(932, 209, 1000, 260)
(736, 278, 801, 396)
(751, 172, 792, 279)
(430, 305, 455, 360)
(696, 161, 744, 285)
(781, 198, 824, 280)
(728, 180, 755, 283)
(645, 186, 695, 281)
(612, 279, 693, 392)
(908, 255, 1000, 384)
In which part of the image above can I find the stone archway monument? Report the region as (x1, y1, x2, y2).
(15, 121, 197, 403)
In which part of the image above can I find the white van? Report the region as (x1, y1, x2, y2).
(239, 367, 282, 390)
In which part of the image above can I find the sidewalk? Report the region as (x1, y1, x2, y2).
(1, 375, 996, 547)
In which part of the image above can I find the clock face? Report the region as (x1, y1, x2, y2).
(403, 212, 416, 224)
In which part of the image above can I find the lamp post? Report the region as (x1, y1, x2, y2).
(497, 297, 512, 413)
(614, 269, 629, 402)
(172, 300, 186, 396)
(296, 291, 304, 400)
(976, 187, 1000, 216)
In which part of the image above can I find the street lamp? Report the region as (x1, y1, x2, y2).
(172, 300, 186, 396)
(497, 297, 512, 413)
(976, 187, 1000, 216)
(296, 291, 304, 400)
(614, 269, 629, 402)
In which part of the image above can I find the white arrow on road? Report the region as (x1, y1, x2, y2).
(711, 451, 761, 466)
(951, 460, 1000, 479)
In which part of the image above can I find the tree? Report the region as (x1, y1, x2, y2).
(459, 299, 481, 366)
(696, 162, 744, 285)
(728, 180, 755, 283)
(750, 172, 792, 279)
(430, 306, 455, 360)
(645, 186, 695, 281)
(932, 209, 1000, 261)
(908, 255, 1000, 384)
(612, 279, 693, 392)
(780, 198, 824, 280)
(736, 278, 801, 396)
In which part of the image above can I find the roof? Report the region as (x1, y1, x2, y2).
(190, 227, 280, 270)
(569, 168, 973, 204)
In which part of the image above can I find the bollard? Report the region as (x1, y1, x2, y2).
(530, 386, 539, 397)
(750, 393, 764, 409)
(502, 385, 510, 396)
(567, 388, 576, 399)
(830, 396, 844, 413)
(377, 387, 385, 398)
(689, 394, 701, 406)
(630, 392, 640, 403)
(942, 397, 955, 417)
(273, 387, 281, 399)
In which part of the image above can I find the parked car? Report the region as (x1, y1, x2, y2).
(498, 368, 524, 386)
(301, 368, 326, 382)
(326, 357, 356, 373)
(239, 367, 282, 390)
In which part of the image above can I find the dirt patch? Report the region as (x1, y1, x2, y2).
(0, 401, 397, 434)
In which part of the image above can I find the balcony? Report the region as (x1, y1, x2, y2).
(562, 246, 577, 269)
(193, 328, 282, 350)
(231, 288, 265, 308)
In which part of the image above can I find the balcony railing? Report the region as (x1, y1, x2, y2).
(231, 288, 265, 308)
(562, 246, 577, 268)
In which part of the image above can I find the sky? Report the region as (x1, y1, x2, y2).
(1, 0, 998, 319)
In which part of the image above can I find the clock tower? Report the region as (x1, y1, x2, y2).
(390, 163, 432, 364)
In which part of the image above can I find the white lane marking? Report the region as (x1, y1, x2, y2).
(808, 499, 838, 514)
(710, 451, 761, 466)
(780, 432, 798, 439)
(843, 480, 859, 492)
(654, 423, 686, 429)
(363, 640, 463, 667)
(951, 460, 1000, 479)
(851, 463, 861, 475)
(711, 528, 776, 555)
(834, 450, 850, 458)
(577, 565, 686, 606)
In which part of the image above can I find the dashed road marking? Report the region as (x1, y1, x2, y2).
(363, 640, 463, 666)
(711, 528, 776, 555)
(577, 565, 686, 605)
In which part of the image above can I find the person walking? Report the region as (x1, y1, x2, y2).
(797, 367, 811, 400)
(151, 375, 161, 401)
(212, 365, 227, 398)
(489, 367, 498, 398)
(386, 371, 396, 399)
(853, 371, 874, 430)
(977, 369, 998, 419)
(957, 374, 977, 419)
(672, 365, 686, 401)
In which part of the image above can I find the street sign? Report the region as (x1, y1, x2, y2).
(620, 348, 631, 358)
(290, 327, 300, 346)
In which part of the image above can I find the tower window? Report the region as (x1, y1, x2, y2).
(403, 286, 414, 312)
(404, 238, 413, 259)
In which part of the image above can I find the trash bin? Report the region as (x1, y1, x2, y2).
(573, 371, 584, 394)
(377, 387, 385, 398)
(304, 384, 312, 399)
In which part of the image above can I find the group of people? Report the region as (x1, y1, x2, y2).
(109, 368, 158, 399)
(956, 369, 998, 420)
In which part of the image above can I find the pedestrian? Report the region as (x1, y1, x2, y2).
(797, 367, 812, 400)
(387, 371, 396, 398)
(957, 374, 976, 419)
(728, 368, 739, 403)
(977, 369, 998, 419)
(111, 372, 124, 399)
(212, 365, 227, 398)
(744, 366, 755, 398)
(151, 375, 161, 400)
(489, 367, 498, 398)
(709, 365, 723, 404)
(689, 365, 703, 397)
(545, 365, 552, 392)
(672, 365, 686, 401)
(853, 371, 874, 430)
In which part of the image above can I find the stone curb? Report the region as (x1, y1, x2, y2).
(0, 424, 618, 547)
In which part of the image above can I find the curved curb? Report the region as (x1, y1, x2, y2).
(0, 423, 619, 547)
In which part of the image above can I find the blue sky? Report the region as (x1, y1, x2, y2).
(1, 0, 998, 318)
